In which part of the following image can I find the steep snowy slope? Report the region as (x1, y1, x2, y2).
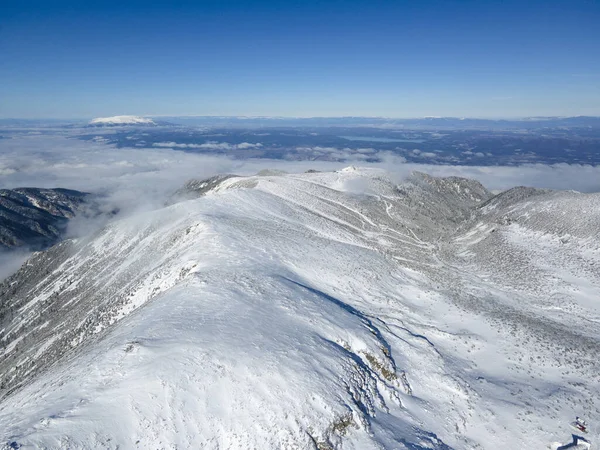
(447, 187, 600, 392)
(0, 168, 598, 449)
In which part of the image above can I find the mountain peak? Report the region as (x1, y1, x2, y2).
(88, 115, 156, 126)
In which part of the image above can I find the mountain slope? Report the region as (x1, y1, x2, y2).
(0, 188, 89, 250)
(0, 168, 598, 449)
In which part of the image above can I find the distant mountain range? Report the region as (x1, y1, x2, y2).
(89, 115, 156, 126)
(155, 115, 600, 129)
(86, 115, 165, 127)
(1, 115, 598, 130)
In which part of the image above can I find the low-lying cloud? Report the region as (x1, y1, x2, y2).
(295, 146, 378, 161)
(2, 134, 599, 206)
(153, 141, 263, 150)
(0, 139, 389, 207)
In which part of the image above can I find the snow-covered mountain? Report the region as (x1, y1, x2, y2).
(88, 115, 157, 126)
(0, 168, 598, 449)
(0, 188, 89, 250)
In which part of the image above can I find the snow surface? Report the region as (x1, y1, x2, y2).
(88, 115, 156, 125)
(0, 168, 598, 449)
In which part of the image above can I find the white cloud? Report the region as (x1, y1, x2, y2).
(0, 249, 30, 281)
(411, 149, 437, 158)
(152, 141, 263, 150)
(0, 166, 16, 175)
(295, 146, 377, 161)
(2, 135, 599, 204)
(237, 142, 263, 149)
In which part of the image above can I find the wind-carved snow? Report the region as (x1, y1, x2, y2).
(88, 115, 156, 125)
(0, 168, 599, 449)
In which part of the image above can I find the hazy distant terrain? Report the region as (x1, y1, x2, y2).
(2, 116, 600, 166)
(70, 115, 600, 166)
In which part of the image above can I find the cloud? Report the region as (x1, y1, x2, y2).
(0, 167, 17, 175)
(294, 146, 377, 161)
(410, 149, 437, 158)
(237, 142, 262, 149)
(460, 151, 491, 158)
(2, 135, 599, 204)
(153, 141, 263, 150)
(0, 249, 30, 282)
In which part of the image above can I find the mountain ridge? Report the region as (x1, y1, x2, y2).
(0, 187, 90, 250)
(0, 168, 598, 449)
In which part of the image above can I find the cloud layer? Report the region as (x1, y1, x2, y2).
(153, 141, 263, 150)
(2, 135, 600, 204)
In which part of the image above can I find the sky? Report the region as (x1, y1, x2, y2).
(1, 0, 600, 118)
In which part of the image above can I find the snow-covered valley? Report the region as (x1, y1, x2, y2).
(0, 168, 598, 449)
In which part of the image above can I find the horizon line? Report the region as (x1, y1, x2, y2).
(1, 114, 600, 121)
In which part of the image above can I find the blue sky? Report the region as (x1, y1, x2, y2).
(1, 0, 599, 118)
